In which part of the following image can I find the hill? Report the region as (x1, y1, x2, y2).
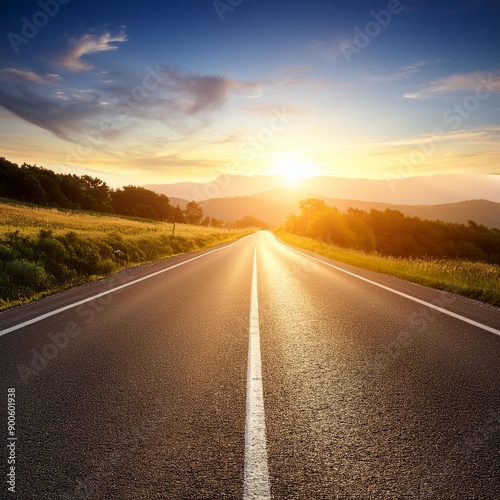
(173, 187, 500, 229)
(144, 173, 500, 204)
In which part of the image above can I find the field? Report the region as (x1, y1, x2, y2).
(276, 230, 500, 307)
(0, 200, 252, 310)
(0, 200, 232, 240)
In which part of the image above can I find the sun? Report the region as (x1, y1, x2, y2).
(272, 157, 315, 186)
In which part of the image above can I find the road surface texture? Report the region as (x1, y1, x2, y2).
(1, 231, 499, 499)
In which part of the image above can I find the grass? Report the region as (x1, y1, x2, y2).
(0, 200, 253, 311)
(275, 229, 500, 307)
(0, 200, 228, 239)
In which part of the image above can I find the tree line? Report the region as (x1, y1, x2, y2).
(0, 157, 230, 226)
(285, 199, 500, 265)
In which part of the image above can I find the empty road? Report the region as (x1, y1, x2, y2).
(1, 231, 499, 499)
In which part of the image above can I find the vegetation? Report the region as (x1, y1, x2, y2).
(279, 199, 500, 306)
(286, 199, 500, 264)
(230, 215, 268, 230)
(276, 231, 500, 306)
(0, 200, 251, 311)
(0, 156, 196, 223)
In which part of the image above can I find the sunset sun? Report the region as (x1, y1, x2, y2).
(272, 157, 316, 186)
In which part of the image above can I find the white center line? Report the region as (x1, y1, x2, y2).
(244, 237, 271, 500)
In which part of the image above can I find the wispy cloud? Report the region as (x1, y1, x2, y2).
(368, 62, 426, 83)
(246, 103, 303, 116)
(404, 71, 500, 99)
(0, 60, 260, 153)
(357, 126, 500, 150)
(0, 67, 101, 141)
(154, 66, 260, 113)
(0, 68, 60, 85)
(56, 29, 128, 71)
(307, 38, 351, 63)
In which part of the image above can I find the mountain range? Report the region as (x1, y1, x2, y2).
(144, 175, 500, 229)
(145, 174, 500, 204)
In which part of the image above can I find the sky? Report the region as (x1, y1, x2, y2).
(0, 0, 499, 188)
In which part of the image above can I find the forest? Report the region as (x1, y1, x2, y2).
(0, 157, 224, 226)
(285, 199, 500, 265)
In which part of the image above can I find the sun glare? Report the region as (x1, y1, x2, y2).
(272, 157, 315, 186)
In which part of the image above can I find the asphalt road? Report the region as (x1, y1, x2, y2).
(1, 231, 499, 499)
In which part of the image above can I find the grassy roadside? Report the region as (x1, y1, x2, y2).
(275, 229, 500, 307)
(0, 201, 253, 311)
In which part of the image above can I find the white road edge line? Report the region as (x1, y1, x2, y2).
(244, 236, 271, 500)
(0, 235, 253, 337)
(274, 235, 500, 338)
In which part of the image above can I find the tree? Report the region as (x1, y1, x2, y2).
(111, 186, 172, 220)
(171, 205, 185, 223)
(233, 215, 268, 229)
(185, 201, 203, 225)
(211, 218, 224, 228)
(79, 175, 112, 211)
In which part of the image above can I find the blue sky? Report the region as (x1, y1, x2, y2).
(0, 0, 499, 186)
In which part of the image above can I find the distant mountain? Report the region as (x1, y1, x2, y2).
(299, 175, 500, 205)
(394, 200, 500, 229)
(199, 195, 289, 226)
(145, 174, 500, 204)
(148, 182, 500, 229)
(168, 197, 189, 210)
(187, 188, 500, 229)
(144, 175, 284, 201)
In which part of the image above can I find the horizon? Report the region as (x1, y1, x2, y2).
(144, 171, 500, 205)
(0, 0, 499, 190)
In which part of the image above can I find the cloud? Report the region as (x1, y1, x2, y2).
(56, 29, 127, 71)
(404, 71, 500, 99)
(365, 125, 500, 149)
(0, 62, 260, 152)
(154, 66, 261, 113)
(0, 67, 104, 141)
(0, 68, 60, 85)
(369, 62, 425, 83)
(246, 103, 303, 116)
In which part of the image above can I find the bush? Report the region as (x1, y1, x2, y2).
(5, 260, 49, 289)
(0, 243, 13, 260)
(5, 231, 35, 260)
(96, 259, 116, 274)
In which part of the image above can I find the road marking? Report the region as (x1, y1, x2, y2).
(274, 236, 500, 338)
(0, 235, 253, 337)
(244, 237, 271, 500)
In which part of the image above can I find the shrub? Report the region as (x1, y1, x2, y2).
(5, 259, 48, 289)
(5, 231, 35, 260)
(0, 243, 13, 260)
(96, 259, 116, 274)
